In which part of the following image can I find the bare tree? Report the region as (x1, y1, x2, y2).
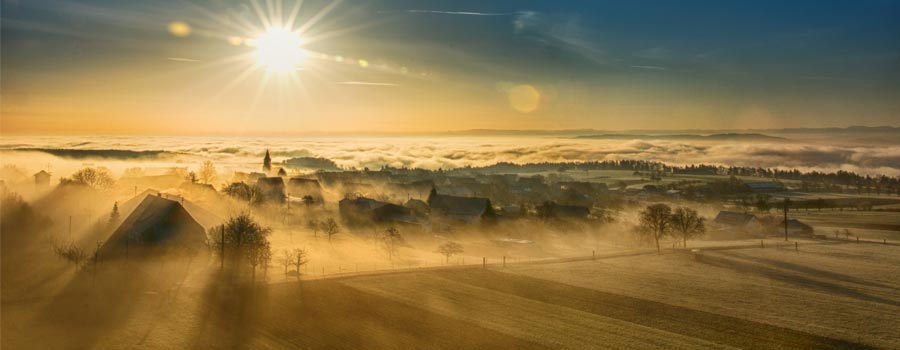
(186, 171, 199, 184)
(292, 248, 308, 278)
(321, 218, 340, 242)
(307, 219, 320, 240)
(637, 203, 672, 253)
(53, 240, 88, 269)
(199, 160, 218, 185)
(279, 249, 293, 275)
(382, 226, 402, 261)
(71, 167, 115, 190)
(436, 241, 464, 264)
(669, 207, 705, 248)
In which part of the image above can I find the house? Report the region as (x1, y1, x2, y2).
(33, 170, 51, 189)
(256, 177, 286, 203)
(713, 211, 764, 233)
(404, 198, 430, 214)
(554, 204, 591, 219)
(427, 189, 495, 224)
(779, 219, 814, 236)
(287, 177, 323, 202)
(102, 195, 208, 257)
(339, 196, 429, 230)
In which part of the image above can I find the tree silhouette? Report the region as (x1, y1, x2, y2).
(637, 203, 672, 253)
(321, 218, 340, 242)
(669, 207, 705, 248)
(199, 160, 217, 185)
(436, 241, 464, 264)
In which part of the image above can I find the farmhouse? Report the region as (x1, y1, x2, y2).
(256, 177, 286, 203)
(287, 177, 323, 201)
(103, 195, 207, 257)
(339, 196, 428, 230)
(713, 211, 764, 233)
(33, 170, 51, 189)
(427, 189, 495, 224)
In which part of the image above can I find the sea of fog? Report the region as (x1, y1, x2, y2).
(1, 135, 898, 178)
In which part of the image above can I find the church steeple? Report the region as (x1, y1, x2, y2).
(263, 149, 272, 172)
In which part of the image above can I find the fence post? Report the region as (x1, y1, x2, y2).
(885, 239, 887, 245)
(483, 257, 486, 269)
(503, 256, 506, 267)
(795, 242, 798, 251)
(857, 237, 860, 243)
(592, 250, 596, 261)
(760, 240, 764, 248)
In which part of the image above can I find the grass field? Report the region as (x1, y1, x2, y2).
(4, 239, 898, 349)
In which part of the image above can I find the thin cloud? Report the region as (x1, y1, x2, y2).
(167, 57, 200, 62)
(381, 10, 514, 16)
(630, 65, 668, 71)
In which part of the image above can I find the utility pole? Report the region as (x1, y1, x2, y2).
(220, 225, 225, 270)
(68, 215, 72, 240)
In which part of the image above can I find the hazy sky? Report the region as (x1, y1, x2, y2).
(2, 0, 899, 135)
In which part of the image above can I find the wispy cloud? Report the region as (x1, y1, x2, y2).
(630, 65, 667, 71)
(513, 11, 607, 64)
(381, 10, 514, 16)
(167, 57, 200, 62)
(336, 81, 398, 87)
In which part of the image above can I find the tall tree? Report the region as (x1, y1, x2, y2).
(382, 226, 402, 261)
(108, 201, 120, 225)
(199, 160, 218, 185)
(436, 241, 464, 264)
(638, 203, 672, 253)
(209, 213, 272, 273)
(669, 207, 705, 248)
(71, 167, 115, 190)
(321, 218, 340, 242)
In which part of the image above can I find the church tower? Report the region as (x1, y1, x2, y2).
(263, 149, 272, 172)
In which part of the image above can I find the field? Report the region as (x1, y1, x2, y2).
(3, 239, 898, 349)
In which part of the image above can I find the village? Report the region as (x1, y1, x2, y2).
(2, 151, 899, 349)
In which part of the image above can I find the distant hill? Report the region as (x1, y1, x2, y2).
(3, 148, 170, 159)
(573, 133, 787, 141)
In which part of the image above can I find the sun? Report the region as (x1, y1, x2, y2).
(251, 28, 305, 73)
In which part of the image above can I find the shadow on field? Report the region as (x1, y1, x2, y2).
(188, 274, 551, 349)
(723, 253, 893, 289)
(431, 268, 876, 350)
(700, 253, 900, 307)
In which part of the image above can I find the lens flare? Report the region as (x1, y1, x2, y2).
(508, 84, 541, 113)
(167, 21, 192, 37)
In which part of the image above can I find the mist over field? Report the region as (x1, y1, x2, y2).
(3, 130, 900, 178)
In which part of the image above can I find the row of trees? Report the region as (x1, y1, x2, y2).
(637, 204, 706, 253)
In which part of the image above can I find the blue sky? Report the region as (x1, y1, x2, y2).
(2, 0, 899, 134)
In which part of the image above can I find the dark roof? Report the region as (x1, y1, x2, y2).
(339, 196, 389, 212)
(428, 193, 491, 218)
(257, 177, 285, 187)
(288, 178, 321, 188)
(554, 205, 591, 218)
(107, 195, 206, 247)
(34, 170, 51, 178)
(780, 219, 813, 230)
(714, 211, 757, 226)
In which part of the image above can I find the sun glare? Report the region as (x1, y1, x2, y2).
(251, 28, 304, 72)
